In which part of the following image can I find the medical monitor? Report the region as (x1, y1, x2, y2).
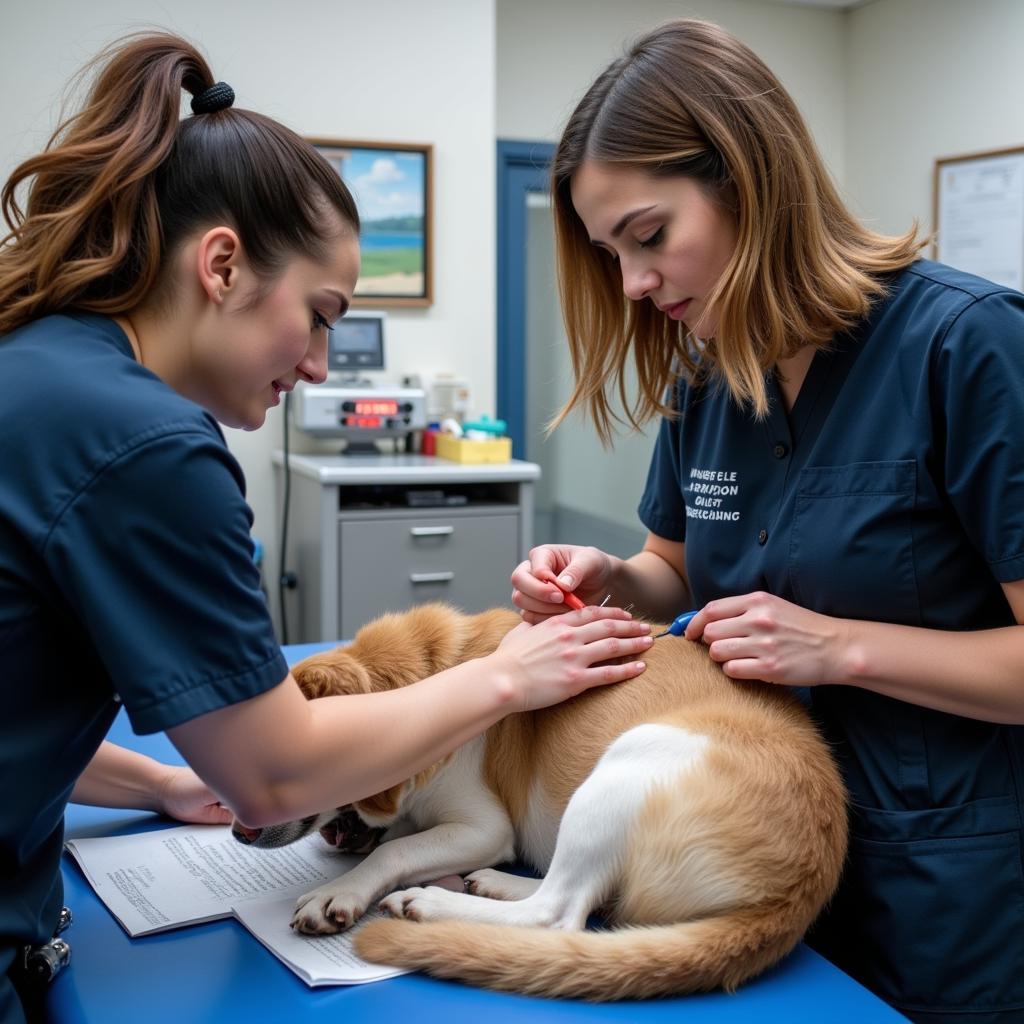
(327, 311, 386, 374)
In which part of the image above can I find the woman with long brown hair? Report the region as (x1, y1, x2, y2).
(0, 33, 654, 1023)
(513, 19, 1024, 1022)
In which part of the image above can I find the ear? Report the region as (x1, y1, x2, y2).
(194, 225, 243, 303)
(293, 651, 373, 699)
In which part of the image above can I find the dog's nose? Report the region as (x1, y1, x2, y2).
(232, 823, 263, 845)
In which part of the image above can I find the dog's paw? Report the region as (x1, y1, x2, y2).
(466, 868, 541, 901)
(291, 885, 366, 934)
(379, 885, 457, 922)
(378, 884, 421, 917)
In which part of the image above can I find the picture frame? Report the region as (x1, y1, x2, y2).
(933, 144, 1024, 292)
(310, 138, 433, 307)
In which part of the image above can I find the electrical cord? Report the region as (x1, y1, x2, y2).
(278, 393, 297, 644)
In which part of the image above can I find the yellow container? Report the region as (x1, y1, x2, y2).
(435, 433, 513, 464)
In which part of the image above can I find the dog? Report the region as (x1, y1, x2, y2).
(232, 602, 847, 1000)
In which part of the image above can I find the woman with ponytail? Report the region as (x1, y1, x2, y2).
(0, 34, 651, 1023)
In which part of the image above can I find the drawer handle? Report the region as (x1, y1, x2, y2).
(410, 571, 455, 584)
(410, 525, 454, 537)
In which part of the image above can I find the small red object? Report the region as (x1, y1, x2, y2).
(539, 569, 586, 610)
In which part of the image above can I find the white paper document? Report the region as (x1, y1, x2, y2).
(65, 824, 409, 986)
(937, 152, 1024, 292)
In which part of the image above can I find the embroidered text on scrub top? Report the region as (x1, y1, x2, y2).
(685, 466, 742, 521)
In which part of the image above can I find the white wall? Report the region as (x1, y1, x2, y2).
(1, 0, 496, 634)
(846, 0, 1024, 237)
(498, 0, 847, 180)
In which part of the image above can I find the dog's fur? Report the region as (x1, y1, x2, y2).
(235, 602, 847, 1001)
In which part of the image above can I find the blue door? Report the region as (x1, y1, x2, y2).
(496, 139, 556, 460)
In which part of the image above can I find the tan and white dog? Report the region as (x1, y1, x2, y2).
(233, 602, 847, 1001)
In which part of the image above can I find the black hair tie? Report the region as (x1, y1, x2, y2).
(191, 81, 235, 114)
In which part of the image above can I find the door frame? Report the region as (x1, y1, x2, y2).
(496, 139, 556, 460)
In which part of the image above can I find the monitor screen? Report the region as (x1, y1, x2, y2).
(327, 312, 385, 372)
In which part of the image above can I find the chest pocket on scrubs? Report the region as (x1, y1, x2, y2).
(789, 460, 920, 625)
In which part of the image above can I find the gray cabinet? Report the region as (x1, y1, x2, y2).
(337, 509, 519, 638)
(273, 453, 539, 642)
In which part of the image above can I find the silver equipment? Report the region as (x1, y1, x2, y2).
(292, 381, 427, 441)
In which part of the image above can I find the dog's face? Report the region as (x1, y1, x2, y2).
(230, 638, 418, 852)
(232, 807, 387, 852)
(231, 604, 519, 853)
(230, 649, 387, 851)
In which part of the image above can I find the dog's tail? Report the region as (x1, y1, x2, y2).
(354, 907, 800, 1000)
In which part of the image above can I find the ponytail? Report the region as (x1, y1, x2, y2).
(0, 32, 359, 335)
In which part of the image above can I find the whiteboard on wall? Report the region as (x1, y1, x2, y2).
(934, 146, 1024, 292)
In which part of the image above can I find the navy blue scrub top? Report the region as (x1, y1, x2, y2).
(0, 313, 287, 1019)
(639, 260, 1024, 1023)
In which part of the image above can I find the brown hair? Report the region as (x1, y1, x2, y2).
(0, 32, 360, 335)
(551, 19, 924, 441)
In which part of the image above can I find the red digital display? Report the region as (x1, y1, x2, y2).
(349, 415, 382, 428)
(354, 400, 399, 415)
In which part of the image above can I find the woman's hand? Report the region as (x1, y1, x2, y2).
(492, 605, 652, 711)
(511, 544, 618, 623)
(155, 765, 233, 825)
(685, 591, 848, 686)
(74, 741, 232, 823)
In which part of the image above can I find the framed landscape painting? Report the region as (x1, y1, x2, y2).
(310, 138, 433, 307)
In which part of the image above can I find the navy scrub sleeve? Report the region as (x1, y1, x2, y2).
(43, 427, 287, 733)
(639, 261, 1024, 1023)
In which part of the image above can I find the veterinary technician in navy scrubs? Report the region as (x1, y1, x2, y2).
(0, 34, 654, 1024)
(512, 19, 1024, 1024)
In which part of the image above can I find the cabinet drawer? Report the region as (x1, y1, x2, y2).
(337, 513, 519, 637)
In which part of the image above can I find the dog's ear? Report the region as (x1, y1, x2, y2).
(356, 783, 406, 820)
(293, 649, 373, 699)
